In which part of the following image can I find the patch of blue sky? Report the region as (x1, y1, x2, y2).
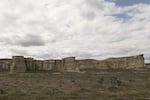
(111, 13, 132, 20)
(106, 0, 150, 6)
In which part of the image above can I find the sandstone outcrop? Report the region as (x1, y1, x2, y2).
(0, 54, 146, 73)
(10, 56, 26, 73)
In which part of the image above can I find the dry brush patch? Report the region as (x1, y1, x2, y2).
(0, 71, 150, 100)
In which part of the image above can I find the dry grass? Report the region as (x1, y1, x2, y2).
(0, 70, 150, 100)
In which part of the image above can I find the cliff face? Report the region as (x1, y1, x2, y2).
(104, 54, 145, 69)
(0, 59, 12, 71)
(25, 58, 36, 72)
(0, 54, 145, 73)
(62, 57, 78, 72)
(10, 56, 26, 73)
(76, 54, 145, 70)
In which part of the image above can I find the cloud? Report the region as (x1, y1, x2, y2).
(0, 34, 46, 47)
(0, 0, 150, 62)
(15, 34, 46, 47)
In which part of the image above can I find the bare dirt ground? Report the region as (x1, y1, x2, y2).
(0, 70, 150, 100)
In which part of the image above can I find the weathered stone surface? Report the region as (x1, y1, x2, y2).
(76, 59, 98, 70)
(52, 60, 62, 72)
(76, 54, 145, 70)
(0, 59, 12, 71)
(35, 60, 43, 70)
(105, 54, 145, 69)
(49, 60, 55, 70)
(25, 58, 36, 71)
(0, 54, 146, 73)
(10, 56, 26, 73)
(43, 60, 50, 70)
(62, 57, 79, 72)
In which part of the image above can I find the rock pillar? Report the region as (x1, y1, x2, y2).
(62, 57, 79, 72)
(10, 56, 26, 73)
(25, 58, 36, 72)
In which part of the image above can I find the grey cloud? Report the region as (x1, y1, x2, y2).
(86, 0, 105, 10)
(81, 11, 96, 20)
(16, 34, 46, 47)
(0, 34, 46, 47)
(144, 55, 150, 63)
(96, 47, 137, 58)
(10, 48, 29, 56)
(107, 35, 131, 43)
(0, 0, 150, 62)
(0, 13, 20, 27)
(0, 36, 14, 46)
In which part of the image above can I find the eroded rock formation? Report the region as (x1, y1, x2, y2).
(10, 56, 26, 73)
(62, 57, 79, 72)
(0, 54, 146, 73)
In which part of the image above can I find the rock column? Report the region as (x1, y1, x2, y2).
(62, 57, 79, 72)
(10, 56, 26, 73)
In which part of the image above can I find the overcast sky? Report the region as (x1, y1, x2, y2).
(0, 0, 150, 62)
